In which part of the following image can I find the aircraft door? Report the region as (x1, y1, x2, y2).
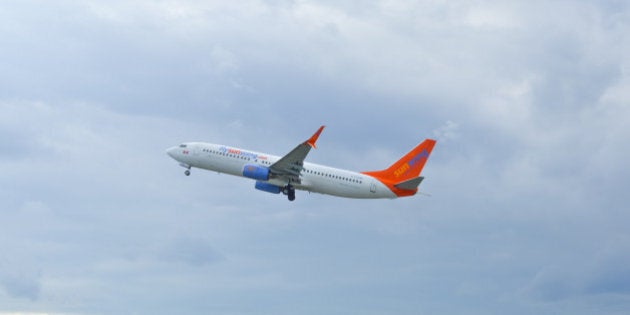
(370, 182, 377, 193)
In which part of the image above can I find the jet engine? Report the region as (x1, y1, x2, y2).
(255, 181, 282, 194)
(242, 164, 270, 181)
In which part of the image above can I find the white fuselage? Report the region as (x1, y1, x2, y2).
(167, 142, 396, 199)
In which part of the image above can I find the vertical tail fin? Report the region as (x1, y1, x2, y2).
(362, 139, 436, 197)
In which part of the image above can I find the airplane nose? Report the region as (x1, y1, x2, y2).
(166, 146, 177, 159)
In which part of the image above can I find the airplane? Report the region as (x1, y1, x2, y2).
(166, 126, 436, 201)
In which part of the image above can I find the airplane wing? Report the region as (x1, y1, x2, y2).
(269, 126, 325, 184)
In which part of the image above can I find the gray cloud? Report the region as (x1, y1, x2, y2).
(524, 236, 630, 302)
(0, 1, 629, 314)
(158, 237, 224, 266)
(0, 273, 41, 301)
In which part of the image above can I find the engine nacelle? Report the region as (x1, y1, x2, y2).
(242, 164, 270, 181)
(255, 181, 282, 194)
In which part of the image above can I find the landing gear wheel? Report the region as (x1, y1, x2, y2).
(184, 170, 191, 176)
(287, 185, 296, 201)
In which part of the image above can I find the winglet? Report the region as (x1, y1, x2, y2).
(306, 125, 325, 149)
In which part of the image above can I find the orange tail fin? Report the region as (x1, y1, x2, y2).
(362, 139, 436, 197)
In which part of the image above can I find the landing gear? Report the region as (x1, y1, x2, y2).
(284, 184, 296, 201)
(179, 163, 192, 176)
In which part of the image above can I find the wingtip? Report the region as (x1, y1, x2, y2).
(306, 125, 325, 148)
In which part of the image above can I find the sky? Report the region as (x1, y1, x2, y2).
(1, 0, 629, 314)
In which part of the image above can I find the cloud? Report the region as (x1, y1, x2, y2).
(524, 236, 630, 302)
(0, 274, 40, 302)
(432, 120, 459, 142)
(0, 1, 630, 314)
(158, 237, 224, 266)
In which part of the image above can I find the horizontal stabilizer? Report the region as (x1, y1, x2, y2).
(394, 176, 424, 191)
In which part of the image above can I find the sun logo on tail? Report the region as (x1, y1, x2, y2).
(394, 149, 429, 178)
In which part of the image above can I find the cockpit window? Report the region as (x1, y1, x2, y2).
(179, 144, 187, 148)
